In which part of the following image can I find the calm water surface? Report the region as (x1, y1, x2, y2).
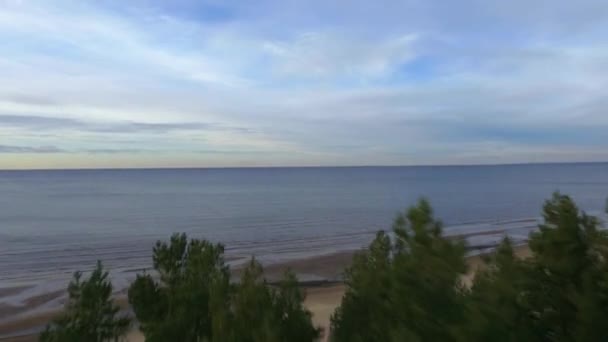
(1, 164, 607, 296)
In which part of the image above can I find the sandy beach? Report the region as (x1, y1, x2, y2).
(0, 245, 531, 342)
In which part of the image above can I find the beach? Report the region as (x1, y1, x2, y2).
(0, 244, 531, 342)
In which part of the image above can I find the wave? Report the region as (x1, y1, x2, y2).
(0, 215, 554, 317)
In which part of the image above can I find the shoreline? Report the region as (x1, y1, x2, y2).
(0, 249, 359, 340)
(0, 244, 531, 341)
(0, 214, 543, 309)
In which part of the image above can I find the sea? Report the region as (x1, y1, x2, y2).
(1, 163, 608, 313)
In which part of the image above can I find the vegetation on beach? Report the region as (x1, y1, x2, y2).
(331, 192, 608, 341)
(39, 261, 130, 342)
(41, 192, 608, 341)
(127, 233, 320, 342)
(330, 199, 468, 341)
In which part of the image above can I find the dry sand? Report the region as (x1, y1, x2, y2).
(0, 245, 531, 342)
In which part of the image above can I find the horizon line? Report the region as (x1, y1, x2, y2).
(1, 160, 607, 172)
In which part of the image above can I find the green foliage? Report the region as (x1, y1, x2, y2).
(228, 258, 320, 341)
(329, 231, 394, 342)
(330, 199, 468, 342)
(128, 233, 230, 341)
(331, 194, 608, 342)
(273, 270, 321, 342)
(390, 199, 467, 341)
(525, 192, 608, 341)
(464, 238, 537, 341)
(464, 192, 608, 342)
(229, 258, 278, 342)
(128, 233, 320, 342)
(39, 261, 130, 342)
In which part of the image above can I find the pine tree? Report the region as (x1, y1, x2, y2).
(40, 261, 130, 342)
(128, 234, 319, 342)
(274, 270, 321, 342)
(526, 193, 608, 341)
(330, 199, 468, 341)
(128, 233, 229, 341)
(464, 238, 537, 341)
(330, 231, 394, 342)
(464, 193, 608, 341)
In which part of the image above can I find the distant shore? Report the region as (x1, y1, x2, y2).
(0, 244, 531, 342)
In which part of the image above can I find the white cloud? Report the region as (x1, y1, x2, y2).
(0, 1, 249, 87)
(263, 32, 419, 79)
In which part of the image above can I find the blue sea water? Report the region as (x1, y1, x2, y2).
(0, 163, 607, 298)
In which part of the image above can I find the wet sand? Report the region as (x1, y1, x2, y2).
(0, 245, 531, 342)
(0, 250, 358, 341)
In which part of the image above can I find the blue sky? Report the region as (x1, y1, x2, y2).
(1, 0, 607, 169)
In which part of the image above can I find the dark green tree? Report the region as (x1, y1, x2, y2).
(525, 192, 608, 341)
(128, 233, 229, 342)
(128, 234, 319, 342)
(464, 192, 608, 341)
(390, 199, 467, 341)
(273, 270, 321, 342)
(229, 258, 279, 342)
(330, 231, 393, 342)
(330, 199, 468, 341)
(40, 261, 130, 342)
(206, 258, 320, 342)
(464, 238, 537, 341)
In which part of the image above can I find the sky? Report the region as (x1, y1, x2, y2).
(1, 0, 608, 169)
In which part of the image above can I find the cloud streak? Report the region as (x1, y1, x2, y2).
(0, 115, 253, 134)
(0, 145, 64, 153)
(263, 33, 419, 80)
